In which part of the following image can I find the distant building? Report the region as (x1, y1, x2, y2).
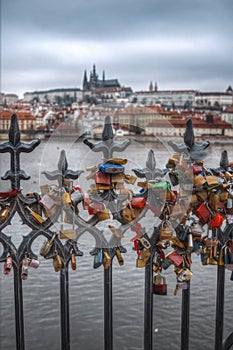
(146, 114, 233, 137)
(0, 110, 36, 131)
(194, 86, 233, 109)
(1, 93, 19, 105)
(114, 105, 179, 131)
(131, 90, 196, 108)
(0, 93, 4, 105)
(83, 64, 120, 91)
(82, 65, 132, 103)
(221, 106, 233, 125)
(23, 88, 82, 105)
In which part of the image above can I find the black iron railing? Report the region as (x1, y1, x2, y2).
(0, 114, 233, 350)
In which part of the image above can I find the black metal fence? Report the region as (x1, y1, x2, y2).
(0, 114, 233, 350)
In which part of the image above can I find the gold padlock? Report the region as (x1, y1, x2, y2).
(160, 221, 173, 241)
(40, 184, 50, 196)
(40, 233, 56, 257)
(225, 172, 233, 181)
(59, 227, 76, 240)
(111, 173, 124, 184)
(139, 248, 151, 262)
(115, 248, 124, 266)
(103, 251, 111, 269)
(62, 192, 72, 207)
(208, 192, 220, 211)
(97, 207, 110, 221)
(26, 206, 44, 224)
(136, 256, 146, 268)
(71, 253, 76, 271)
(0, 207, 10, 221)
(108, 225, 123, 238)
(53, 252, 63, 272)
(194, 174, 206, 187)
(124, 174, 137, 185)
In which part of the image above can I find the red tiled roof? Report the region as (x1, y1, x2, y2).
(147, 117, 232, 129)
(0, 110, 35, 120)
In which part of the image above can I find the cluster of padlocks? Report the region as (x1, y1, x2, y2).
(1, 142, 233, 294)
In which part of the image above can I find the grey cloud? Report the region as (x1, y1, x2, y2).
(1, 0, 233, 96)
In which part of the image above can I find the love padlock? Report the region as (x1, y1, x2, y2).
(153, 273, 167, 295)
(209, 213, 224, 229)
(4, 256, 13, 275)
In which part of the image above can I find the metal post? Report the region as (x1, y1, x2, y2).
(215, 265, 225, 350)
(104, 263, 113, 350)
(14, 267, 25, 350)
(144, 256, 153, 350)
(60, 267, 70, 350)
(181, 281, 190, 350)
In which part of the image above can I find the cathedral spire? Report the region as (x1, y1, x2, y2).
(83, 70, 88, 90)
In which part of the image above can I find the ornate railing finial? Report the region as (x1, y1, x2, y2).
(83, 115, 131, 161)
(0, 114, 41, 189)
(168, 118, 210, 161)
(42, 149, 83, 187)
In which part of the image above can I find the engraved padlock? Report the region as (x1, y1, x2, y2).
(4, 256, 13, 275)
(40, 233, 56, 257)
(160, 220, 173, 241)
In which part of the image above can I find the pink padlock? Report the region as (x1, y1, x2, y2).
(21, 258, 29, 280)
(4, 256, 13, 275)
(28, 258, 40, 269)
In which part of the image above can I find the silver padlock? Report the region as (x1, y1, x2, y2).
(227, 198, 232, 209)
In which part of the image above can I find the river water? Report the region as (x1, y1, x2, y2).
(0, 135, 233, 350)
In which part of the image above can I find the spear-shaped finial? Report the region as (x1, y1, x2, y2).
(168, 118, 210, 161)
(0, 114, 41, 189)
(83, 116, 131, 161)
(42, 149, 83, 187)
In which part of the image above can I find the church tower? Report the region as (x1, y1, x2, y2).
(83, 70, 89, 90)
(90, 64, 98, 88)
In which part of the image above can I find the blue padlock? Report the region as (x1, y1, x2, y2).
(93, 250, 103, 269)
(100, 163, 124, 174)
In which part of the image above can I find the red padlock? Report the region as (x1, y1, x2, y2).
(131, 197, 146, 209)
(209, 213, 224, 229)
(95, 171, 111, 185)
(195, 202, 211, 224)
(166, 250, 183, 266)
(88, 202, 104, 215)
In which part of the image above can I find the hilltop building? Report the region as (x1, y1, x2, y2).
(83, 65, 120, 91)
(82, 65, 132, 103)
(23, 88, 82, 105)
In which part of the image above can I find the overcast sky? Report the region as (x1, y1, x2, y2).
(1, 0, 233, 98)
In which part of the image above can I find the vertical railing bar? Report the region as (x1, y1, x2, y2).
(181, 280, 190, 350)
(215, 264, 225, 350)
(104, 262, 113, 350)
(60, 267, 70, 350)
(14, 267, 25, 350)
(144, 255, 153, 350)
